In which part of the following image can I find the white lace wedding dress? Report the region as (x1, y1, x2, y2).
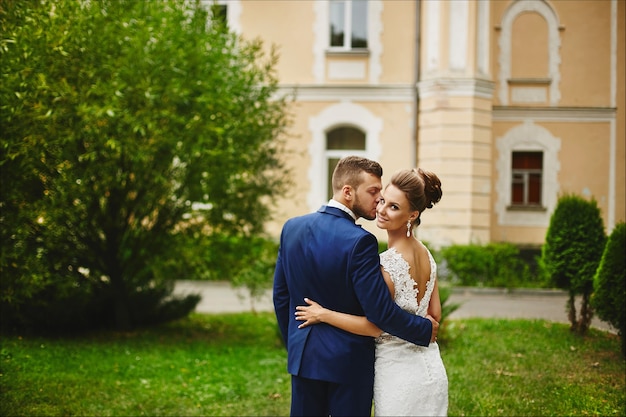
(374, 247, 449, 416)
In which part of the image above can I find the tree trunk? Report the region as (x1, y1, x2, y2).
(111, 273, 131, 331)
(577, 290, 594, 335)
(567, 292, 577, 332)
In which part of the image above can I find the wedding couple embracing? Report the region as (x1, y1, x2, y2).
(273, 156, 449, 416)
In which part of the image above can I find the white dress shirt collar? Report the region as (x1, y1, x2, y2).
(327, 199, 357, 221)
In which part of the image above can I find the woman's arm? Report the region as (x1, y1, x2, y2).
(295, 298, 383, 337)
(295, 265, 394, 338)
(428, 279, 442, 323)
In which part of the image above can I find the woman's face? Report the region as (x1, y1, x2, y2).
(376, 184, 415, 231)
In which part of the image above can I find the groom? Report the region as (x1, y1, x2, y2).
(273, 156, 438, 416)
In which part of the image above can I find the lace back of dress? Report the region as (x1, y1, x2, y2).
(380, 247, 438, 317)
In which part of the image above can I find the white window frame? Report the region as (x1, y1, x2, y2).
(510, 151, 544, 207)
(496, 121, 561, 227)
(328, 0, 368, 51)
(202, 0, 241, 34)
(324, 126, 368, 200)
(313, 0, 382, 83)
(308, 102, 382, 211)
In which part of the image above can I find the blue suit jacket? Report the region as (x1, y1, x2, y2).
(273, 205, 432, 386)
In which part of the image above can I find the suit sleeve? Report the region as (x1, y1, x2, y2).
(273, 235, 289, 348)
(351, 234, 432, 347)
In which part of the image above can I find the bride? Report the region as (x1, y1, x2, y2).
(295, 168, 449, 416)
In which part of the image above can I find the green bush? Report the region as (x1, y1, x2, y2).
(0, 276, 201, 335)
(230, 237, 279, 311)
(592, 222, 625, 357)
(540, 194, 606, 334)
(0, 0, 289, 333)
(437, 243, 537, 288)
(437, 284, 460, 343)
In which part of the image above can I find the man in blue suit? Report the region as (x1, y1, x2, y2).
(273, 156, 439, 416)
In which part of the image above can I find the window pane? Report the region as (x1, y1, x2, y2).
(211, 4, 228, 25)
(327, 127, 366, 150)
(511, 173, 524, 204)
(511, 151, 543, 206)
(330, 1, 345, 47)
(327, 158, 341, 200)
(351, 0, 368, 48)
(512, 151, 542, 169)
(528, 173, 542, 204)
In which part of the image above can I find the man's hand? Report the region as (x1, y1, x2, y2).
(425, 314, 439, 343)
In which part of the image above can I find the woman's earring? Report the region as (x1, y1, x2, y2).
(406, 220, 412, 237)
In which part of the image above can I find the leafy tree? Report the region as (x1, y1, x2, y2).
(1, 0, 291, 332)
(540, 194, 606, 334)
(230, 236, 279, 312)
(591, 222, 625, 357)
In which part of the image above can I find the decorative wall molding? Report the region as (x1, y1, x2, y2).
(449, 0, 469, 71)
(312, 0, 383, 84)
(225, 0, 242, 34)
(498, 0, 562, 106)
(277, 84, 415, 102)
(418, 78, 495, 99)
(368, 0, 383, 84)
(312, 1, 327, 83)
(425, 0, 441, 73)
(476, 0, 490, 76)
(493, 106, 616, 122)
(510, 86, 547, 103)
(327, 61, 367, 80)
(495, 120, 561, 227)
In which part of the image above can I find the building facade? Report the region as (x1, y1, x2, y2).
(213, 0, 625, 248)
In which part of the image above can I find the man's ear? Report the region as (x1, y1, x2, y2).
(342, 185, 353, 201)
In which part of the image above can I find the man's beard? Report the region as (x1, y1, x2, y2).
(352, 197, 376, 221)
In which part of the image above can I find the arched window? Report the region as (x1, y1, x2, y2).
(308, 102, 382, 211)
(325, 127, 366, 200)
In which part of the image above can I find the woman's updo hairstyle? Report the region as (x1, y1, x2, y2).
(389, 168, 442, 226)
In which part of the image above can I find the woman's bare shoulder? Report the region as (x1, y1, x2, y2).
(415, 241, 432, 276)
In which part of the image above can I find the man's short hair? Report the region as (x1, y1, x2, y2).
(331, 156, 383, 193)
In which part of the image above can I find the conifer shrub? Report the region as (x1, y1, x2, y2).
(540, 194, 606, 334)
(591, 222, 625, 356)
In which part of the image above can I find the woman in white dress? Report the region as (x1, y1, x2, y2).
(295, 168, 448, 416)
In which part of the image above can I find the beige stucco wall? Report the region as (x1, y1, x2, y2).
(379, 1, 416, 84)
(492, 0, 615, 107)
(236, 0, 624, 247)
(511, 12, 548, 79)
(237, 0, 316, 84)
(491, 120, 616, 245)
(489, 0, 624, 246)
(557, 1, 614, 107)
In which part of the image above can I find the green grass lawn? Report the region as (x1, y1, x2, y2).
(1, 312, 624, 416)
